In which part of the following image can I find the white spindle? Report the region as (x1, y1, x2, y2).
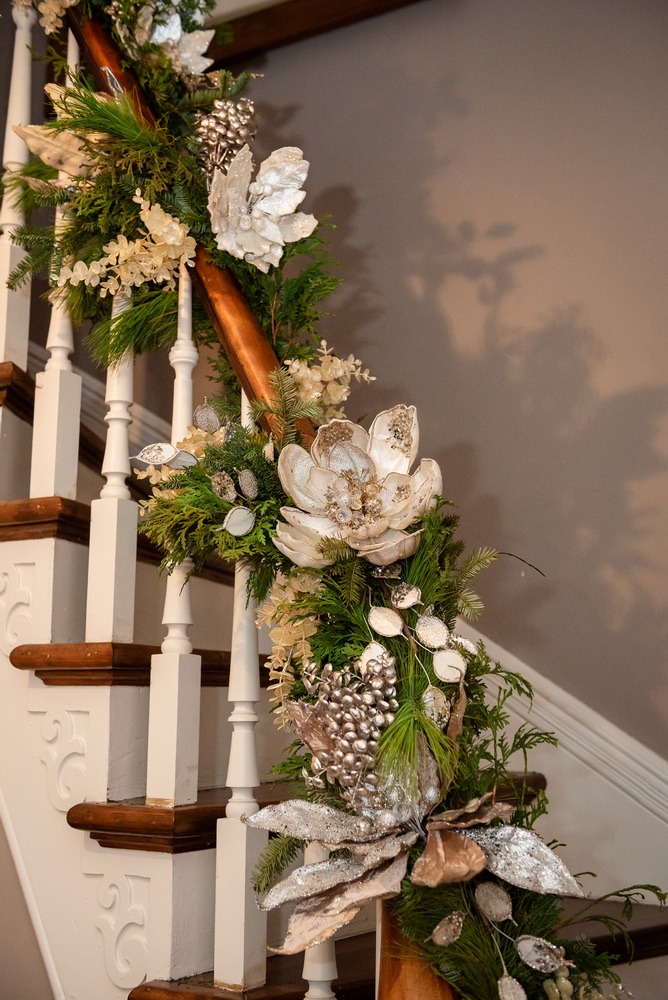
(0, 0, 36, 369)
(213, 389, 267, 990)
(85, 292, 138, 641)
(303, 843, 338, 998)
(29, 31, 82, 500)
(146, 265, 202, 806)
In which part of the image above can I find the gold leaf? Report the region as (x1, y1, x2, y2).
(410, 829, 486, 887)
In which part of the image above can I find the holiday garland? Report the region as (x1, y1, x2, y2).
(5, 3, 665, 998)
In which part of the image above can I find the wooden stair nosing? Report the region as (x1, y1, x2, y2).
(208, 0, 426, 64)
(10, 640, 269, 686)
(0, 360, 35, 423)
(66, 784, 290, 854)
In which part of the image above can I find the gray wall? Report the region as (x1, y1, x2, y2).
(245, 0, 668, 759)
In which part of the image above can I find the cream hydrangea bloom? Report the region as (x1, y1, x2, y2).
(274, 405, 442, 568)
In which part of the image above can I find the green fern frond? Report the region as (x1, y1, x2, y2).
(456, 587, 485, 620)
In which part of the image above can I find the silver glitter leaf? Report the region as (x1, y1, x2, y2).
(475, 882, 513, 922)
(498, 974, 527, 1000)
(433, 648, 467, 683)
(193, 402, 221, 434)
(244, 800, 377, 843)
(238, 468, 259, 499)
(429, 910, 466, 947)
(415, 614, 450, 649)
(260, 857, 365, 910)
(328, 830, 419, 870)
(465, 827, 586, 897)
(368, 606, 404, 637)
(515, 936, 574, 973)
(272, 852, 409, 955)
(222, 505, 256, 536)
(371, 562, 402, 579)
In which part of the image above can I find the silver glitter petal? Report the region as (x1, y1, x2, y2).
(475, 882, 513, 922)
(515, 935, 574, 974)
(429, 910, 466, 947)
(465, 826, 586, 897)
(368, 606, 404, 637)
(415, 614, 450, 649)
(498, 974, 528, 1000)
(346, 830, 418, 869)
(390, 583, 421, 609)
(260, 857, 365, 910)
(210, 471, 236, 502)
(238, 468, 259, 499)
(193, 402, 221, 434)
(244, 800, 378, 843)
(222, 505, 256, 536)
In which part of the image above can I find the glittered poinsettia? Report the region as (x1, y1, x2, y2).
(207, 144, 318, 273)
(273, 405, 442, 568)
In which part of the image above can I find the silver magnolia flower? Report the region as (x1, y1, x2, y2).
(207, 144, 318, 273)
(274, 405, 442, 568)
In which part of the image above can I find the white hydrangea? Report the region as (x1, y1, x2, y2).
(57, 190, 196, 297)
(286, 340, 375, 424)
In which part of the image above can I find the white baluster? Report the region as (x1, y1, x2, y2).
(303, 843, 338, 998)
(0, 0, 36, 369)
(29, 31, 82, 500)
(214, 389, 267, 990)
(85, 292, 138, 641)
(146, 265, 202, 806)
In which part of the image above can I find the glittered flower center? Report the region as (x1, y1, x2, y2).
(325, 472, 386, 540)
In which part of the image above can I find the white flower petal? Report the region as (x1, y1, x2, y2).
(278, 445, 323, 514)
(368, 405, 419, 476)
(273, 523, 333, 569)
(311, 421, 370, 467)
(278, 212, 318, 243)
(357, 530, 423, 566)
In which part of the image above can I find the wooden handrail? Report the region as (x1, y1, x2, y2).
(66, 9, 312, 438)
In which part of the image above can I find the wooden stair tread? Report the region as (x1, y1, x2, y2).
(129, 931, 375, 999)
(0, 360, 35, 423)
(208, 0, 425, 65)
(10, 641, 268, 686)
(66, 784, 292, 854)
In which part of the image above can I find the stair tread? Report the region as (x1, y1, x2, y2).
(10, 641, 268, 686)
(129, 932, 375, 1000)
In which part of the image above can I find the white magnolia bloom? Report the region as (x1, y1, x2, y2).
(208, 144, 318, 273)
(274, 405, 442, 568)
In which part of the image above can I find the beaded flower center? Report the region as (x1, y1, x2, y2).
(324, 470, 386, 540)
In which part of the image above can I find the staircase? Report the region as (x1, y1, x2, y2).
(1, 7, 667, 1000)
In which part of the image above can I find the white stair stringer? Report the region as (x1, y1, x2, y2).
(458, 622, 668, 896)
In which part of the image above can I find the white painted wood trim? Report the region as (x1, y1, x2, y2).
(28, 342, 171, 449)
(457, 622, 668, 828)
(0, 786, 65, 1000)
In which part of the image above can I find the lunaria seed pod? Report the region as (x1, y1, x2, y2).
(497, 974, 527, 1000)
(429, 910, 466, 947)
(421, 685, 450, 727)
(222, 506, 255, 536)
(135, 443, 197, 468)
(237, 468, 259, 499)
(368, 606, 404, 637)
(390, 583, 421, 609)
(357, 642, 387, 674)
(210, 471, 236, 502)
(193, 402, 221, 434)
(415, 614, 450, 649)
(514, 936, 573, 974)
(474, 882, 513, 923)
(433, 648, 467, 683)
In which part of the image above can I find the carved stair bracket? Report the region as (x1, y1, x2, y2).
(30, 708, 88, 812)
(0, 557, 34, 656)
(10, 641, 269, 686)
(88, 871, 150, 990)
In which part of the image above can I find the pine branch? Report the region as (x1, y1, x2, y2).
(251, 834, 305, 894)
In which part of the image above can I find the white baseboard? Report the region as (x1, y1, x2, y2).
(457, 622, 668, 828)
